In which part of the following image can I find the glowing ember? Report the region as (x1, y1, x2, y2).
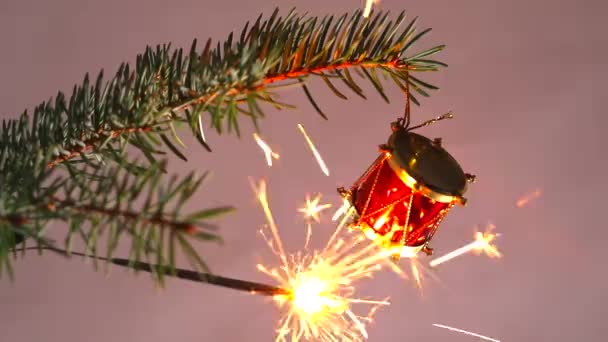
(299, 194, 332, 223)
(252, 179, 391, 342)
(253, 133, 280, 166)
(429, 224, 502, 267)
(297, 124, 330, 176)
(363, 0, 379, 18)
(433, 323, 501, 342)
(515, 188, 542, 208)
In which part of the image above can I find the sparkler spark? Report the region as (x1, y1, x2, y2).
(515, 188, 542, 208)
(363, 0, 379, 18)
(253, 133, 280, 166)
(297, 124, 330, 176)
(409, 257, 423, 289)
(298, 194, 332, 223)
(429, 224, 502, 268)
(332, 197, 351, 222)
(252, 179, 392, 342)
(299, 194, 332, 249)
(433, 323, 501, 342)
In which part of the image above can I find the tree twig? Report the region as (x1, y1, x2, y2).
(47, 60, 402, 169)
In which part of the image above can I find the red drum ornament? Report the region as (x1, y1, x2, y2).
(338, 121, 475, 259)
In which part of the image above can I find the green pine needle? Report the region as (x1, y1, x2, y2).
(0, 8, 445, 285)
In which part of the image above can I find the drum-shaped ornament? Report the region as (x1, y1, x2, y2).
(339, 123, 474, 259)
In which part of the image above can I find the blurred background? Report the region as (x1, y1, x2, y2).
(0, 0, 605, 341)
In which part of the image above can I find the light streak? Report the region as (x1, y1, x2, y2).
(253, 133, 280, 167)
(432, 323, 501, 342)
(252, 179, 393, 342)
(297, 124, 330, 176)
(409, 257, 423, 290)
(298, 194, 332, 223)
(429, 225, 501, 267)
(332, 197, 351, 222)
(198, 115, 207, 143)
(363, 0, 378, 18)
(516, 188, 542, 208)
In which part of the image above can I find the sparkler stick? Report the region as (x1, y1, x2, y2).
(432, 323, 501, 342)
(429, 225, 501, 267)
(114, 258, 289, 295)
(297, 124, 330, 176)
(24, 246, 289, 296)
(253, 133, 280, 166)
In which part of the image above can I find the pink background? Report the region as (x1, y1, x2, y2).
(0, 0, 605, 341)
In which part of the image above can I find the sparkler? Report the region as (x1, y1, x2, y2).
(516, 188, 542, 208)
(429, 225, 501, 268)
(253, 133, 280, 166)
(297, 124, 330, 176)
(363, 0, 378, 18)
(432, 323, 501, 342)
(252, 179, 392, 342)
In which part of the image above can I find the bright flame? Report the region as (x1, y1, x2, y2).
(433, 323, 501, 342)
(297, 124, 330, 176)
(429, 224, 502, 267)
(291, 276, 345, 315)
(253, 133, 280, 166)
(515, 188, 542, 208)
(298, 194, 332, 223)
(252, 179, 393, 342)
(363, 0, 379, 18)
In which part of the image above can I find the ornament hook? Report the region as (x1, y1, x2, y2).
(407, 111, 454, 131)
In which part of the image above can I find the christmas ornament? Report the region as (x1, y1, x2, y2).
(338, 92, 475, 259)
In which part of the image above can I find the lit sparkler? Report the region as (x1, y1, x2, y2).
(253, 133, 280, 166)
(252, 179, 392, 342)
(297, 124, 330, 176)
(429, 225, 501, 268)
(363, 0, 378, 18)
(516, 188, 542, 208)
(433, 323, 501, 342)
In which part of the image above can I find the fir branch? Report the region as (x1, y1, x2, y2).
(0, 160, 234, 280)
(0, 8, 446, 283)
(1, 8, 444, 172)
